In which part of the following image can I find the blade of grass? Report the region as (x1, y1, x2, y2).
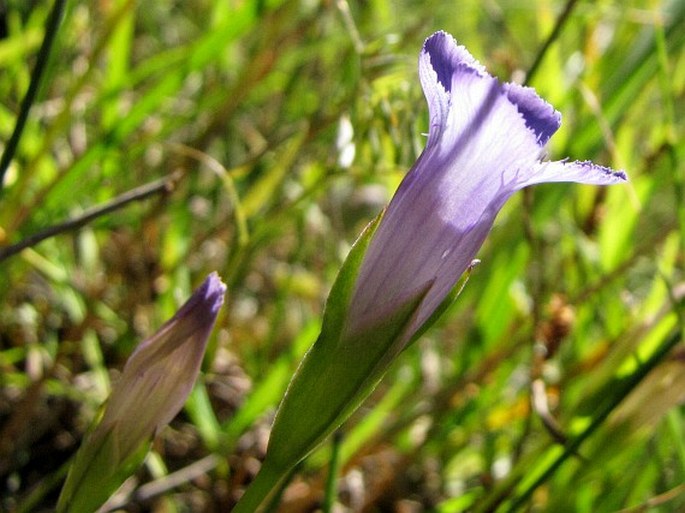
(0, 0, 66, 193)
(523, 0, 580, 86)
(502, 328, 682, 513)
(322, 431, 343, 513)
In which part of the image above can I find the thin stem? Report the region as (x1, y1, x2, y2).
(0, 171, 183, 263)
(166, 142, 249, 247)
(0, 0, 67, 193)
(323, 431, 344, 513)
(523, 0, 580, 86)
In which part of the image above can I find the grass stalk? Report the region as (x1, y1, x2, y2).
(0, 0, 66, 193)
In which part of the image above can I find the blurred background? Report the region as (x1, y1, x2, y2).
(0, 0, 683, 511)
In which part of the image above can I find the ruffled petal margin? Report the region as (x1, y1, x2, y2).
(522, 159, 628, 188)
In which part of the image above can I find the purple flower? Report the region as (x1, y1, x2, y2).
(345, 31, 626, 344)
(99, 272, 227, 456)
(58, 273, 226, 513)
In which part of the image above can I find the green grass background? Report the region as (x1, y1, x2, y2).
(0, 0, 684, 511)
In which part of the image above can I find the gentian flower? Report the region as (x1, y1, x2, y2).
(346, 30, 627, 347)
(233, 32, 626, 512)
(58, 273, 226, 513)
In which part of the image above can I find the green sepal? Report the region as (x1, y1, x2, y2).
(57, 420, 151, 513)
